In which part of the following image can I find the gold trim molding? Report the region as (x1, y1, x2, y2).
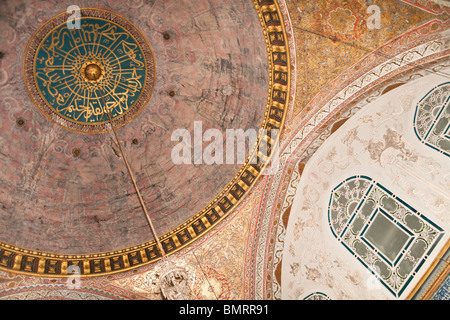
(1, 0, 291, 278)
(406, 239, 450, 300)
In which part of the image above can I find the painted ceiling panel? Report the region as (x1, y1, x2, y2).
(0, 0, 448, 301)
(286, 0, 441, 119)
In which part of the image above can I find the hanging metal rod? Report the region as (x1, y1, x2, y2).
(96, 84, 166, 259)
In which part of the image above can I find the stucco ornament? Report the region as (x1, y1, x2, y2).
(156, 259, 195, 300)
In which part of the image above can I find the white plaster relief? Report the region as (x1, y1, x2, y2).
(281, 70, 450, 300)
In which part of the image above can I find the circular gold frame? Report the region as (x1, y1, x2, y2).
(23, 8, 156, 134)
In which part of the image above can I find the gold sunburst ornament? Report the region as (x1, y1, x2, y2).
(81, 61, 104, 82)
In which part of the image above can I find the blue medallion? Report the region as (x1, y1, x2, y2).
(25, 9, 155, 133)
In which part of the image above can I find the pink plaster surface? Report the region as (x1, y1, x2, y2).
(0, 0, 268, 254)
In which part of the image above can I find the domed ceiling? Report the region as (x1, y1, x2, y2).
(0, 0, 449, 301)
(0, 0, 289, 276)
